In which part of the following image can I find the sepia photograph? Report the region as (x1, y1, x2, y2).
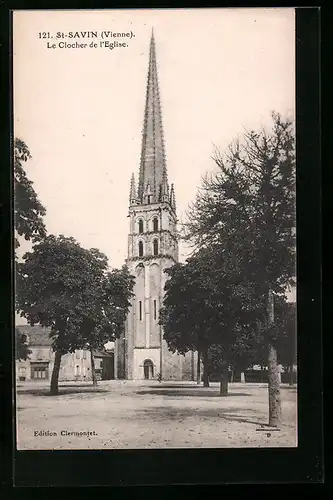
(13, 8, 297, 451)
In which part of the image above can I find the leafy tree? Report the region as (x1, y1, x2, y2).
(207, 321, 260, 391)
(160, 256, 211, 387)
(248, 323, 269, 381)
(225, 323, 259, 380)
(276, 301, 296, 385)
(185, 112, 296, 426)
(207, 344, 229, 393)
(248, 299, 296, 384)
(78, 266, 135, 386)
(15, 329, 32, 361)
(16, 235, 134, 394)
(160, 246, 259, 394)
(14, 139, 46, 249)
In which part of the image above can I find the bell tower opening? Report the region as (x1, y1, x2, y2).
(138, 219, 144, 234)
(138, 240, 144, 257)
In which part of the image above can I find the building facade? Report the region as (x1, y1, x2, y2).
(115, 31, 198, 381)
(16, 325, 114, 382)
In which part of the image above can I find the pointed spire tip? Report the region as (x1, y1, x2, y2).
(138, 29, 170, 204)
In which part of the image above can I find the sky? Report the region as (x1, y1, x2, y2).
(14, 8, 296, 322)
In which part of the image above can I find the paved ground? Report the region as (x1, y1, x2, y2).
(16, 380, 297, 450)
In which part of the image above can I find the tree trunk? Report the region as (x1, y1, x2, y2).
(267, 290, 282, 427)
(261, 365, 264, 383)
(196, 350, 201, 385)
(90, 349, 97, 387)
(202, 348, 209, 387)
(50, 351, 62, 395)
(288, 365, 293, 386)
(219, 361, 229, 396)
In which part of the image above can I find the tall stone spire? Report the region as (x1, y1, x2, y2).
(138, 29, 167, 203)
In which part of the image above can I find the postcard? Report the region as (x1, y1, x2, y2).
(13, 8, 297, 452)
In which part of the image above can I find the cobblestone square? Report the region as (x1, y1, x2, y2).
(16, 380, 297, 450)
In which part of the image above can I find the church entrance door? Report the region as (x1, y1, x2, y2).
(143, 359, 154, 380)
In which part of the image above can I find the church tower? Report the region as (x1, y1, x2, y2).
(115, 31, 197, 381)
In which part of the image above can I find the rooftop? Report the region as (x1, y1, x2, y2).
(16, 325, 114, 355)
(16, 325, 52, 346)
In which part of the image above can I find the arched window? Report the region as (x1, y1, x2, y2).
(138, 241, 143, 257)
(138, 219, 144, 234)
(153, 217, 158, 232)
(153, 239, 158, 256)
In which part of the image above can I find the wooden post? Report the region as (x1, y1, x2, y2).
(219, 361, 228, 396)
(90, 349, 97, 387)
(202, 348, 209, 387)
(196, 350, 201, 385)
(191, 350, 195, 381)
(114, 340, 118, 379)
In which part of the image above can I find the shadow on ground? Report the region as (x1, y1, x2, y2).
(135, 406, 292, 429)
(146, 384, 204, 389)
(136, 389, 250, 398)
(135, 406, 265, 425)
(16, 386, 108, 397)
